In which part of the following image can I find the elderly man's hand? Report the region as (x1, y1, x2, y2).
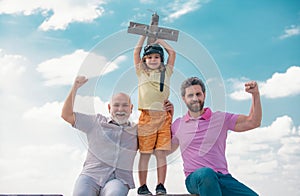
(73, 76, 88, 90)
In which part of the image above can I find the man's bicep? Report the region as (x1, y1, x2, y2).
(234, 114, 251, 132)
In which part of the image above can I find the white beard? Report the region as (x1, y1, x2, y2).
(111, 112, 129, 125)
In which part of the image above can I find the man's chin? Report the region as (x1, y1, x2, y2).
(114, 118, 128, 125)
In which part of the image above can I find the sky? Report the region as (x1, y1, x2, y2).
(0, 0, 300, 195)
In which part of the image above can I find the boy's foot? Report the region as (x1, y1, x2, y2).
(155, 183, 167, 195)
(137, 184, 153, 195)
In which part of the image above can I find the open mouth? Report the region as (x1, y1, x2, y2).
(115, 112, 126, 117)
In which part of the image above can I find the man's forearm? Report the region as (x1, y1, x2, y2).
(61, 86, 77, 125)
(249, 92, 262, 128)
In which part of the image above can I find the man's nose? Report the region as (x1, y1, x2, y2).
(116, 106, 122, 110)
(192, 95, 198, 101)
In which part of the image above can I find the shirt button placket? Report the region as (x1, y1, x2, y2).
(113, 127, 122, 169)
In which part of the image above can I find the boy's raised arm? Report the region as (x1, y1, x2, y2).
(133, 36, 146, 67)
(155, 39, 176, 68)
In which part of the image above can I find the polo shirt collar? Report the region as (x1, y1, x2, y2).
(184, 107, 212, 122)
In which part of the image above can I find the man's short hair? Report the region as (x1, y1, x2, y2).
(181, 77, 206, 97)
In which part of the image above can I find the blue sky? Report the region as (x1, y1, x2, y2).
(0, 0, 300, 195)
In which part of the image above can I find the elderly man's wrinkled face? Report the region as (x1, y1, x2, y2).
(109, 93, 132, 125)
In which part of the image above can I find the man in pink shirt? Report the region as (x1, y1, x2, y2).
(169, 77, 262, 196)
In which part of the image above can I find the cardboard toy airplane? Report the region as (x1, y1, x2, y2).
(128, 12, 179, 44)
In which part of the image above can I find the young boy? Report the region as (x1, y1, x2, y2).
(133, 35, 176, 195)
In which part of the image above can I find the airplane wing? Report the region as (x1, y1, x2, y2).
(127, 22, 150, 36)
(128, 22, 179, 42)
(156, 26, 179, 41)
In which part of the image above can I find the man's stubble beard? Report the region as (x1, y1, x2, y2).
(186, 100, 204, 113)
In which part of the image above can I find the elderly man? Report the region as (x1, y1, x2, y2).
(61, 76, 137, 196)
(169, 77, 262, 196)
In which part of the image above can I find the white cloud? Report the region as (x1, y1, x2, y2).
(0, 143, 85, 195)
(228, 115, 296, 144)
(74, 95, 109, 115)
(260, 66, 300, 98)
(162, 0, 210, 22)
(0, 49, 32, 123)
(229, 66, 300, 100)
(0, 49, 27, 92)
(0, 98, 86, 195)
(139, 0, 155, 4)
(227, 115, 300, 195)
(22, 96, 108, 128)
(0, 0, 106, 31)
(23, 101, 64, 124)
(227, 77, 252, 100)
(279, 25, 300, 39)
(20, 101, 77, 143)
(36, 49, 125, 86)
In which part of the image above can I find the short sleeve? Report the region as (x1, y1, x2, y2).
(165, 64, 173, 77)
(171, 118, 181, 145)
(73, 112, 105, 133)
(225, 113, 239, 131)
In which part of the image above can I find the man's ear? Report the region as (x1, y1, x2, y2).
(108, 104, 111, 113)
(130, 104, 133, 113)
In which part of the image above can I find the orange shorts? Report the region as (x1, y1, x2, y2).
(138, 110, 172, 153)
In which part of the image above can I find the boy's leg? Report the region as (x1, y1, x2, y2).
(73, 174, 100, 196)
(138, 110, 158, 187)
(100, 178, 129, 196)
(138, 153, 151, 185)
(154, 150, 167, 184)
(155, 110, 172, 185)
(185, 167, 222, 196)
(154, 150, 168, 195)
(218, 173, 259, 196)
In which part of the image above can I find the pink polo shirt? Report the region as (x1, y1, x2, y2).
(171, 108, 238, 177)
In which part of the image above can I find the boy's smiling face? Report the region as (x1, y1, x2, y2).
(144, 53, 161, 70)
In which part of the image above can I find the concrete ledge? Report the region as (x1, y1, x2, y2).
(0, 194, 198, 196)
(0, 195, 63, 196)
(152, 195, 199, 196)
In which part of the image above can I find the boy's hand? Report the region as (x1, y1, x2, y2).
(154, 39, 164, 45)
